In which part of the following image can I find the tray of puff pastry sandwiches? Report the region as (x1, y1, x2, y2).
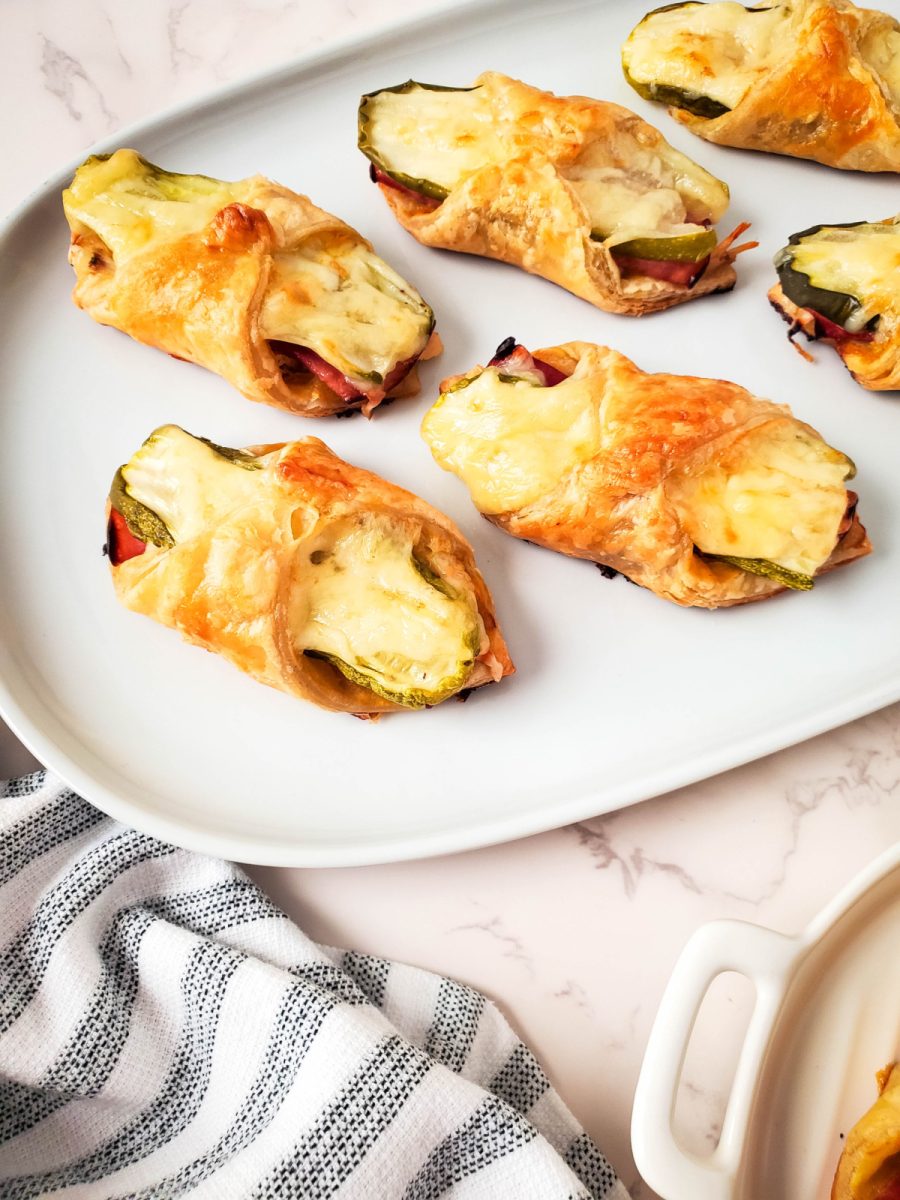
(0, 0, 898, 866)
(632, 841, 900, 1199)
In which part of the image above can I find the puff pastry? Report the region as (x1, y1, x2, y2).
(358, 72, 753, 316)
(64, 149, 440, 418)
(833, 1062, 900, 1199)
(421, 339, 870, 608)
(622, 0, 900, 172)
(106, 426, 513, 716)
(769, 216, 900, 390)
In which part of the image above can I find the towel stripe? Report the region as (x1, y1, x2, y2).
(0, 830, 176, 1035)
(115, 973, 369, 1199)
(3, 942, 241, 1199)
(424, 979, 485, 1074)
(254, 1035, 433, 1200)
(0, 787, 103, 886)
(0, 880, 283, 1143)
(402, 1095, 537, 1200)
(488, 1043, 551, 1115)
(0, 778, 628, 1200)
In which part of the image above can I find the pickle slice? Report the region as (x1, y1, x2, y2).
(606, 229, 717, 261)
(294, 520, 482, 709)
(358, 81, 490, 200)
(622, 2, 788, 118)
(774, 220, 900, 334)
(707, 553, 814, 590)
(109, 468, 174, 550)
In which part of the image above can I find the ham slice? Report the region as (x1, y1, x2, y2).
(488, 339, 567, 386)
(611, 252, 710, 287)
(107, 509, 146, 566)
(270, 338, 433, 416)
(369, 164, 442, 211)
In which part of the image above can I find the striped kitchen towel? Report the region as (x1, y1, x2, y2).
(0, 771, 627, 1199)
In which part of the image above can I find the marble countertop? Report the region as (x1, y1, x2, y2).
(2, 3, 900, 1195)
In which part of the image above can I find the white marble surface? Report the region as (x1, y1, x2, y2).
(1, 3, 899, 1195)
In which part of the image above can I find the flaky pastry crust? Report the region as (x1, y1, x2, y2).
(446, 342, 870, 608)
(374, 72, 742, 315)
(68, 180, 431, 417)
(109, 438, 513, 716)
(668, 0, 900, 171)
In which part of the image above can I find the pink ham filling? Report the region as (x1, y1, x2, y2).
(611, 252, 710, 287)
(107, 509, 146, 566)
(270, 342, 424, 407)
(369, 164, 442, 211)
(488, 341, 568, 386)
(807, 308, 876, 344)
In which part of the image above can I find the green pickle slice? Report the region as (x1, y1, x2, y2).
(605, 229, 717, 261)
(707, 554, 814, 590)
(774, 220, 898, 334)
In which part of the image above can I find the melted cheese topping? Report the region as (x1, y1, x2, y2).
(363, 81, 728, 245)
(421, 367, 600, 515)
(624, 2, 789, 111)
(787, 223, 900, 330)
(260, 237, 431, 384)
(861, 26, 900, 109)
(667, 420, 852, 575)
(363, 86, 505, 195)
(290, 518, 480, 707)
(64, 149, 432, 385)
(64, 151, 238, 256)
(563, 135, 728, 242)
(121, 425, 263, 543)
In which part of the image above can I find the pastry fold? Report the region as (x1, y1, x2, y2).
(623, 0, 900, 172)
(64, 150, 438, 417)
(421, 341, 870, 608)
(360, 72, 747, 316)
(833, 1062, 900, 1199)
(107, 429, 512, 716)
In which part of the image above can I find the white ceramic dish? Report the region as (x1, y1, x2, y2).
(1, 0, 899, 866)
(632, 843, 900, 1199)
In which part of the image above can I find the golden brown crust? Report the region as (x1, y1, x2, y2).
(68, 178, 427, 417)
(447, 342, 870, 608)
(769, 282, 900, 391)
(670, 0, 900, 171)
(832, 1062, 900, 1198)
(376, 72, 740, 315)
(110, 438, 513, 716)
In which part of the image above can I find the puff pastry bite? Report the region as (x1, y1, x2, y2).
(833, 1063, 900, 1199)
(769, 217, 900, 390)
(358, 72, 752, 315)
(622, 0, 900, 172)
(63, 150, 440, 418)
(106, 426, 513, 716)
(421, 339, 870, 608)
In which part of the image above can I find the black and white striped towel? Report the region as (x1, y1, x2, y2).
(0, 771, 627, 1199)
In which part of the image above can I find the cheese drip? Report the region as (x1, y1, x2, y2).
(667, 419, 853, 575)
(624, 2, 789, 111)
(63, 149, 432, 387)
(422, 365, 601, 515)
(290, 518, 481, 707)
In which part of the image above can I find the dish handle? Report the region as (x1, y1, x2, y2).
(631, 918, 798, 1200)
